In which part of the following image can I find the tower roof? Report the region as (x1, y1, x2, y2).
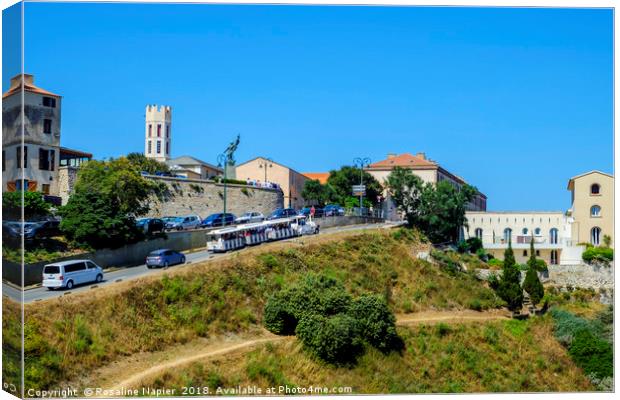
(2, 73, 60, 99)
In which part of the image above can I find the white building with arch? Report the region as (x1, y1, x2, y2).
(464, 170, 613, 265)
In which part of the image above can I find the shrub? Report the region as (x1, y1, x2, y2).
(522, 266, 544, 306)
(466, 237, 483, 253)
(568, 329, 613, 379)
(296, 313, 364, 365)
(347, 294, 403, 353)
(487, 258, 503, 269)
(475, 247, 488, 261)
(468, 299, 483, 311)
(263, 295, 298, 335)
(3, 191, 52, 220)
(582, 247, 613, 264)
(550, 308, 603, 346)
(262, 273, 351, 335)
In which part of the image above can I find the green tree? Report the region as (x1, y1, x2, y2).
(522, 237, 544, 306)
(385, 167, 424, 225)
(301, 179, 334, 206)
(2, 191, 51, 220)
(73, 158, 158, 216)
(126, 152, 170, 175)
(58, 190, 143, 249)
(347, 294, 403, 353)
(58, 157, 159, 249)
(386, 168, 476, 243)
(495, 242, 524, 312)
(326, 166, 382, 206)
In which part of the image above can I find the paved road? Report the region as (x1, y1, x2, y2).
(3, 222, 397, 304)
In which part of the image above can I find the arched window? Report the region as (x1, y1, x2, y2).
(534, 227, 541, 235)
(549, 228, 559, 244)
(591, 184, 600, 195)
(591, 227, 602, 245)
(503, 228, 512, 243)
(591, 205, 601, 217)
(475, 228, 483, 240)
(522, 228, 528, 235)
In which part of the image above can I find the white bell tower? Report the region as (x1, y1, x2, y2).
(144, 105, 172, 162)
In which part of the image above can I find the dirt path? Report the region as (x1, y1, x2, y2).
(396, 309, 510, 325)
(83, 310, 508, 394)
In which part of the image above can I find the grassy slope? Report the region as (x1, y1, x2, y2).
(14, 228, 503, 389)
(140, 317, 592, 393)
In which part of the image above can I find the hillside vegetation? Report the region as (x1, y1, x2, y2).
(136, 317, 593, 393)
(13, 228, 503, 391)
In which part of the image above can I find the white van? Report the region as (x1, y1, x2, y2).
(42, 260, 104, 290)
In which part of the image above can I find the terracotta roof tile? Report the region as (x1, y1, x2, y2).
(367, 153, 437, 169)
(302, 172, 330, 184)
(2, 74, 60, 99)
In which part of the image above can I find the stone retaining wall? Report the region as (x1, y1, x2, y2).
(145, 176, 284, 218)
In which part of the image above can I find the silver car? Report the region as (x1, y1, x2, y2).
(235, 212, 265, 224)
(165, 215, 201, 231)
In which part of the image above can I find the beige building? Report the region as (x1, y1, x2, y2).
(235, 157, 308, 209)
(365, 152, 487, 218)
(464, 170, 614, 265)
(567, 171, 614, 247)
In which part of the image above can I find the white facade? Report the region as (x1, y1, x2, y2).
(144, 105, 172, 162)
(464, 211, 583, 265)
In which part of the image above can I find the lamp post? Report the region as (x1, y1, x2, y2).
(258, 158, 273, 183)
(217, 153, 228, 226)
(353, 157, 371, 216)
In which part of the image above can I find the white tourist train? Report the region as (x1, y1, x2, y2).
(206, 215, 319, 253)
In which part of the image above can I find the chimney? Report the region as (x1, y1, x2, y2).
(9, 73, 33, 89)
(416, 152, 426, 160)
(387, 153, 397, 159)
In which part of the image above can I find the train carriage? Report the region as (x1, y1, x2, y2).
(206, 215, 319, 253)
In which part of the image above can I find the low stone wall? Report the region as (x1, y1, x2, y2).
(3, 230, 209, 287)
(476, 263, 613, 290)
(314, 215, 384, 229)
(145, 176, 284, 219)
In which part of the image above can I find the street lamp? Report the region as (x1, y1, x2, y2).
(217, 153, 228, 226)
(258, 158, 273, 183)
(353, 157, 371, 216)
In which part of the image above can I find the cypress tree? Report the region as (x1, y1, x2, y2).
(523, 237, 544, 306)
(496, 241, 523, 312)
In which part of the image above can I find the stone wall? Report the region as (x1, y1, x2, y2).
(58, 166, 79, 205)
(476, 263, 613, 290)
(145, 176, 284, 218)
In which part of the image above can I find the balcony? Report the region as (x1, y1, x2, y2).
(486, 235, 563, 249)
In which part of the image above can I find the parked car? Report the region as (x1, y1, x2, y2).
(235, 211, 265, 224)
(42, 260, 104, 290)
(136, 218, 165, 234)
(268, 208, 298, 220)
(165, 215, 201, 231)
(201, 213, 237, 228)
(145, 249, 186, 268)
(33, 219, 61, 238)
(324, 204, 345, 216)
(299, 207, 324, 218)
(2, 220, 60, 240)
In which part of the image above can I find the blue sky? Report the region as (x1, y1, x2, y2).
(4, 3, 613, 211)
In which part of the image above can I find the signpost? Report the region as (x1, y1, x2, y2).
(352, 185, 366, 196)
